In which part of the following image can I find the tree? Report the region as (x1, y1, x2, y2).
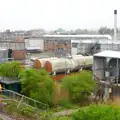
(98, 26, 114, 35)
(62, 71, 96, 102)
(0, 61, 23, 79)
(20, 69, 54, 105)
(75, 29, 89, 34)
(55, 28, 65, 33)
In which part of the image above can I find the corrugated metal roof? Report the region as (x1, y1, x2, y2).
(71, 39, 120, 44)
(44, 34, 112, 39)
(94, 50, 120, 59)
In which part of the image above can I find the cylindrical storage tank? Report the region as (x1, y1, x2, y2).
(84, 56, 93, 66)
(72, 55, 83, 57)
(34, 57, 58, 69)
(44, 58, 77, 73)
(73, 56, 93, 67)
(30, 57, 39, 62)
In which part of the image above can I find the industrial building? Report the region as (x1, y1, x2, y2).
(43, 34, 112, 55)
(25, 37, 44, 52)
(71, 39, 120, 55)
(93, 50, 120, 100)
(0, 40, 26, 60)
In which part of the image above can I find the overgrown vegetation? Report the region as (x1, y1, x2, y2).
(72, 104, 120, 120)
(3, 100, 41, 120)
(62, 71, 96, 102)
(20, 68, 54, 105)
(0, 61, 23, 79)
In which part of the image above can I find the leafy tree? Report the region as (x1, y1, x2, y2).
(0, 61, 23, 79)
(72, 104, 120, 120)
(98, 26, 115, 35)
(55, 28, 65, 33)
(62, 71, 96, 102)
(20, 68, 54, 105)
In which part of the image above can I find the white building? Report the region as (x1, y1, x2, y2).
(25, 38, 44, 51)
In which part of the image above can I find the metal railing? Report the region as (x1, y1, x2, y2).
(2, 88, 49, 110)
(93, 68, 120, 83)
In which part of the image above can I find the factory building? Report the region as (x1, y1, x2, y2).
(25, 37, 44, 52)
(24, 35, 112, 56)
(93, 50, 120, 100)
(71, 39, 120, 55)
(43, 34, 112, 55)
(0, 40, 26, 60)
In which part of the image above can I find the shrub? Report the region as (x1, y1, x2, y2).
(20, 107, 35, 117)
(72, 104, 120, 120)
(62, 70, 96, 102)
(20, 68, 54, 106)
(0, 61, 23, 79)
(59, 99, 72, 108)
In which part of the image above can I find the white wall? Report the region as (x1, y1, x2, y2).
(71, 48, 77, 55)
(25, 38, 44, 50)
(93, 57, 105, 80)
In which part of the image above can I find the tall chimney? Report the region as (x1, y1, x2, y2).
(114, 10, 117, 41)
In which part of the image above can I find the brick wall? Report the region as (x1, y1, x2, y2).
(12, 50, 26, 60)
(44, 41, 71, 51)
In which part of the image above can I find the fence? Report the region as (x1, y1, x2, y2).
(2, 88, 49, 111)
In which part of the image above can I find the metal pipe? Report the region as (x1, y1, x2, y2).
(114, 10, 117, 41)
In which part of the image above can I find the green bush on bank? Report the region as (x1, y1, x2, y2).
(0, 61, 23, 78)
(62, 70, 96, 102)
(72, 104, 120, 120)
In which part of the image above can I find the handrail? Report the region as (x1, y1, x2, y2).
(2, 88, 49, 110)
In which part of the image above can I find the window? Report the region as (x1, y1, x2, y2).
(72, 43, 77, 47)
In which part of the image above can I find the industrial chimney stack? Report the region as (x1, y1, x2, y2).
(114, 10, 117, 41)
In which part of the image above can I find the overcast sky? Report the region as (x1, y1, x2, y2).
(0, 0, 120, 31)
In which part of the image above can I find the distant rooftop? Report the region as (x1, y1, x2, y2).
(44, 34, 112, 39)
(94, 50, 120, 59)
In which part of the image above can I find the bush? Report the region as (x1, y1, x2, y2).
(72, 104, 120, 120)
(20, 107, 35, 117)
(20, 69, 54, 106)
(62, 70, 96, 102)
(59, 99, 72, 108)
(0, 61, 23, 78)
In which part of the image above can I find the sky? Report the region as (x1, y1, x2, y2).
(0, 0, 120, 31)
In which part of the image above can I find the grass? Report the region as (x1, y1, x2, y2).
(1, 96, 116, 120)
(2, 100, 42, 120)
